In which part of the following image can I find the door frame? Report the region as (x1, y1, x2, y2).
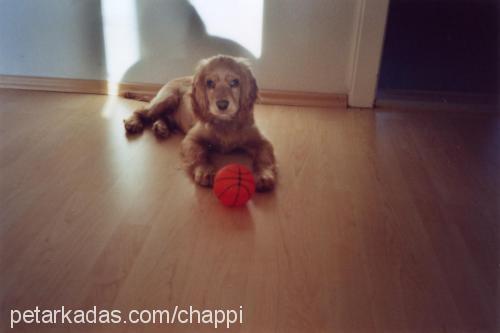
(348, 0, 390, 108)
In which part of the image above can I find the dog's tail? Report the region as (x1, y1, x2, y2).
(122, 91, 153, 102)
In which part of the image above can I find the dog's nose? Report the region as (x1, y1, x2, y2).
(216, 100, 229, 111)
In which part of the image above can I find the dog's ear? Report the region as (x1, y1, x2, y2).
(236, 58, 258, 112)
(191, 59, 210, 122)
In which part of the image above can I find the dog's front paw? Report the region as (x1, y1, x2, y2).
(152, 120, 170, 139)
(124, 117, 144, 134)
(193, 164, 215, 187)
(255, 168, 276, 192)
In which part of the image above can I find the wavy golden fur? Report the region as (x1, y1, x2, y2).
(123, 55, 277, 191)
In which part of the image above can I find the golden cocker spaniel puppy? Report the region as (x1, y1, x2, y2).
(123, 55, 277, 191)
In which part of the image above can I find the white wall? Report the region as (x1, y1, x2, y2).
(0, 0, 362, 95)
(0, 0, 107, 80)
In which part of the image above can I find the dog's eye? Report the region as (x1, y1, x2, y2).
(206, 79, 215, 89)
(229, 79, 239, 88)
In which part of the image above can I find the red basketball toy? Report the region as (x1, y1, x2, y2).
(213, 164, 255, 207)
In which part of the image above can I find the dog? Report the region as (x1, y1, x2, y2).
(123, 55, 277, 192)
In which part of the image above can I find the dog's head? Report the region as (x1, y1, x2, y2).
(191, 55, 258, 125)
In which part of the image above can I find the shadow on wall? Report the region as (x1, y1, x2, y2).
(109, 0, 258, 85)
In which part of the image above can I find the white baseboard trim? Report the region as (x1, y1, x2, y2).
(0, 75, 347, 109)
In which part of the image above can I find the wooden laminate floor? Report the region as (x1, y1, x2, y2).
(0, 89, 498, 333)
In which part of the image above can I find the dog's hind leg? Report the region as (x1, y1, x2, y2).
(152, 118, 170, 138)
(124, 84, 181, 135)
